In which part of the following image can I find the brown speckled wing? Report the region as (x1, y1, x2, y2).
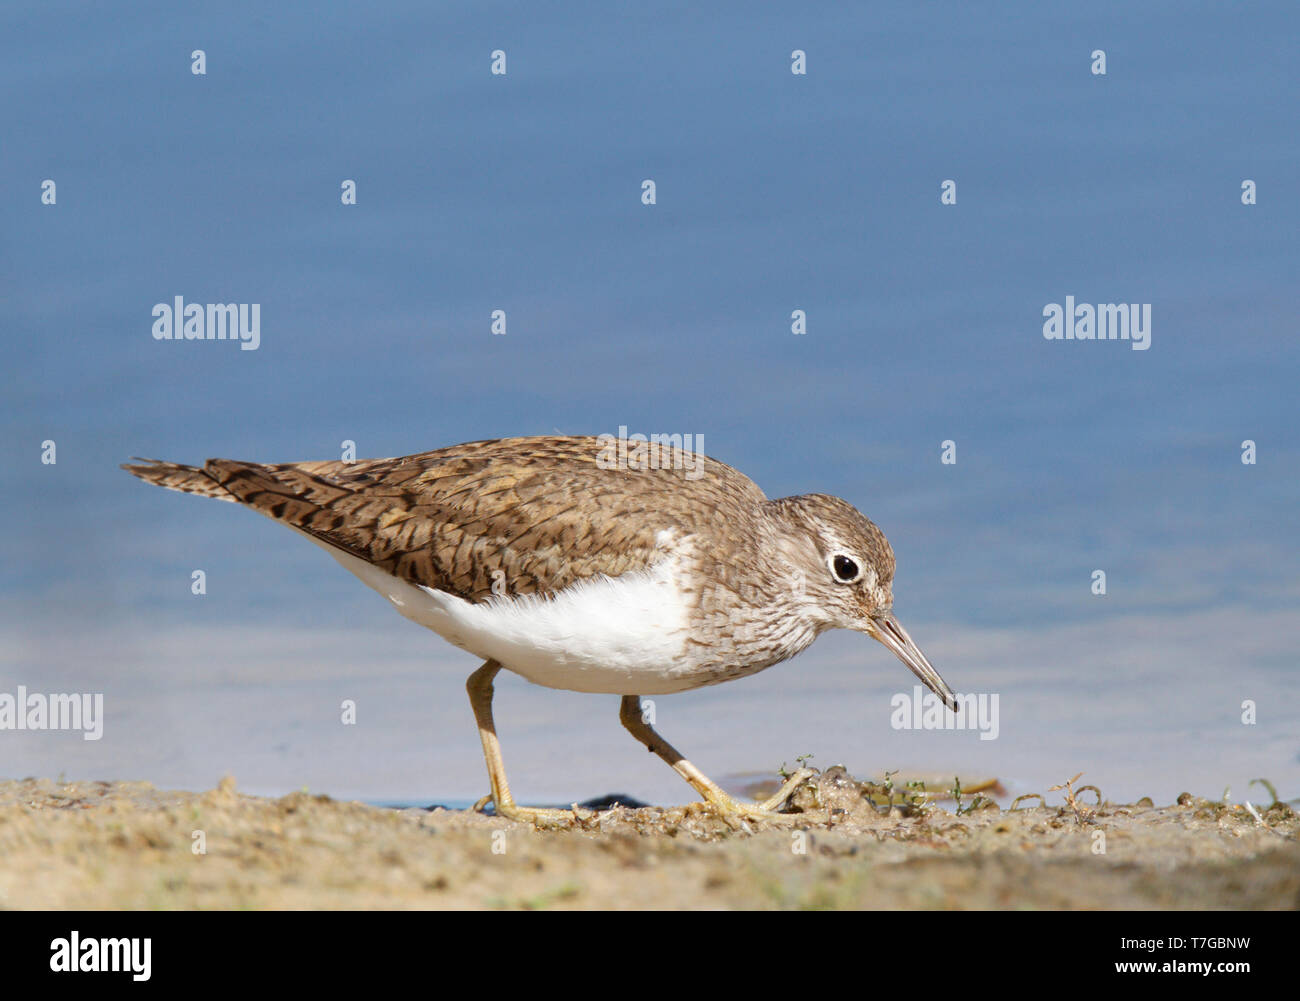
(125, 436, 766, 603)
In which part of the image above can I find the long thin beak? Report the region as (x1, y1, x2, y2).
(866, 612, 957, 711)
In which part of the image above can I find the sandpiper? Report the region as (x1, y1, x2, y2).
(124, 435, 956, 823)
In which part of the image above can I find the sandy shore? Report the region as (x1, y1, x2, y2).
(1, 770, 1296, 909)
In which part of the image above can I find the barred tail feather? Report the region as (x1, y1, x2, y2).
(120, 458, 240, 503)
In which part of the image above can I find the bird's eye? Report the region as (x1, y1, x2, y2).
(831, 554, 860, 582)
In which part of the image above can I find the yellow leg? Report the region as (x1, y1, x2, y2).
(619, 696, 812, 821)
(466, 661, 574, 827)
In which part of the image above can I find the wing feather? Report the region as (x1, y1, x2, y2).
(127, 436, 765, 602)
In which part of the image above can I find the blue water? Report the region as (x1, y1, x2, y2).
(2, 2, 1296, 809)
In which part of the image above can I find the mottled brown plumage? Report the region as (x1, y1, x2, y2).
(126, 436, 768, 603)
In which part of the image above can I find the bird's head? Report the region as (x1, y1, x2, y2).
(768, 493, 957, 711)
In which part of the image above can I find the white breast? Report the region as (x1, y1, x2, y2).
(304, 533, 697, 694)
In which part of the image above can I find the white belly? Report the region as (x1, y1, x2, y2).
(309, 536, 696, 694)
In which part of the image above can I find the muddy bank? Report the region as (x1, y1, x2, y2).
(0, 771, 1296, 909)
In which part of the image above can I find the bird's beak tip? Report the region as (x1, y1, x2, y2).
(866, 612, 956, 710)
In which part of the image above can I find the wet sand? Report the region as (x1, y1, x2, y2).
(1, 770, 1296, 910)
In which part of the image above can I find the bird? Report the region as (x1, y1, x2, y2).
(123, 435, 957, 824)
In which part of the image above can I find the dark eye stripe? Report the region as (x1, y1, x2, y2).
(833, 555, 859, 581)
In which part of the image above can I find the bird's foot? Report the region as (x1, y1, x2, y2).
(757, 767, 818, 811)
(472, 792, 585, 829)
(696, 767, 820, 827)
(469, 766, 823, 831)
